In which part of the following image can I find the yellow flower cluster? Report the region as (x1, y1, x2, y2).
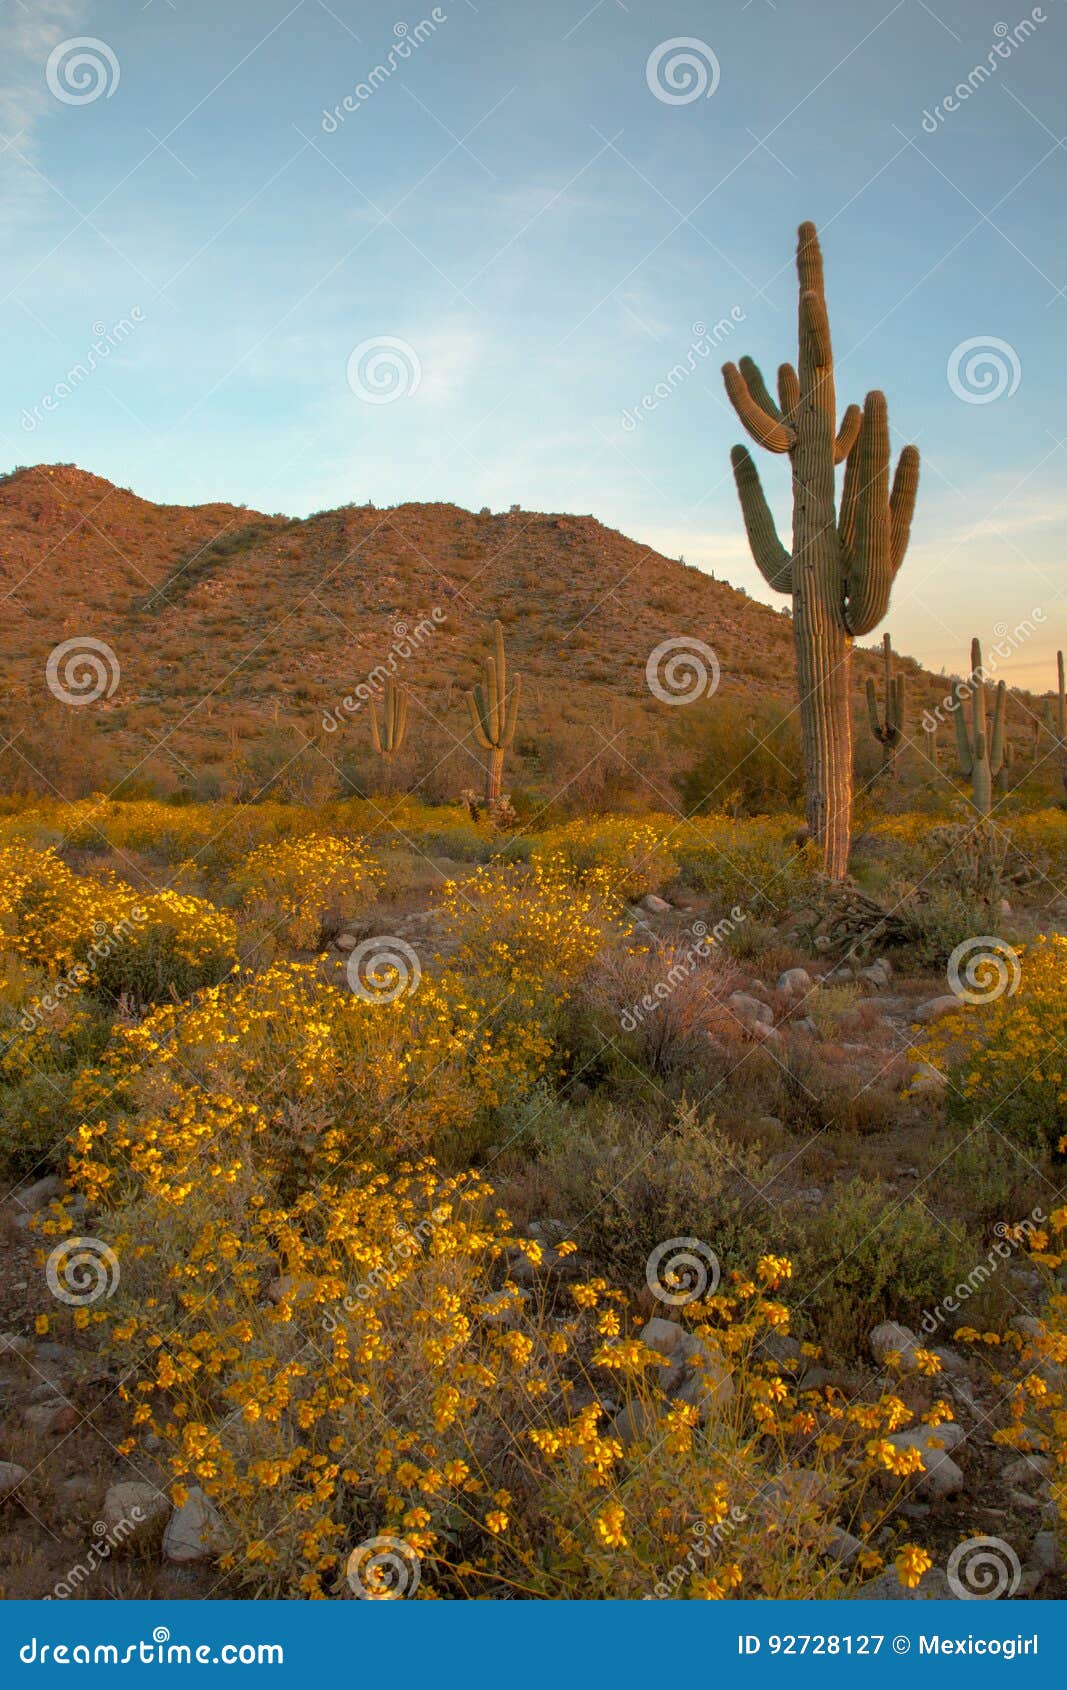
(0, 844, 237, 1005)
(528, 818, 679, 902)
(234, 832, 384, 947)
(912, 933, 1067, 1155)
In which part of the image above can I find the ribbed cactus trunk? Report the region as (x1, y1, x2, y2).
(791, 402, 854, 878)
(465, 620, 522, 809)
(951, 638, 1005, 816)
(722, 222, 919, 879)
(486, 746, 504, 805)
(1047, 651, 1067, 800)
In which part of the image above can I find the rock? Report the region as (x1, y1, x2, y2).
(1000, 898, 1012, 916)
(759, 1333, 806, 1375)
(794, 1016, 819, 1036)
(855, 1565, 954, 1601)
(102, 1481, 170, 1548)
(797, 1365, 836, 1392)
(0, 1334, 32, 1360)
(1008, 1314, 1043, 1339)
(162, 1486, 230, 1563)
(777, 967, 812, 996)
(886, 1425, 965, 1500)
(34, 1342, 79, 1371)
(12, 1174, 63, 1213)
(727, 991, 774, 1028)
(0, 1461, 29, 1499)
(641, 894, 672, 914)
(639, 1317, 734, 1418)
(1029, 1531, 1060, 1574)
(827, 1526, 866, 1565)
(23, 1401, 70, 1435)
(823, 965, 853, 982)
(333, 933, 359, 953)
(758, 1468, 830, 1527)
(1009, 1490, 1041, 1509)
(912, 995, 963, 1025)
(859, 960, 891, 989)
(1002, 1454, 1049, 1487)
(930, 1345, 966, 1375)
(870, 1320, 920, 1372)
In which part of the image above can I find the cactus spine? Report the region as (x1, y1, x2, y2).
(723, 222, 919, 878)
(865, 633, 905, 779)
(951, 638, 1005, 815)
(1046, 650, 1067, 798)
(465, 619, 522, 804)
(368, 678, 408, 762)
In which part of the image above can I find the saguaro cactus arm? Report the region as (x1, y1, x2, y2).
(369, 679, 408, 757)
(723, 362, 796, 453)
(464, 619, 522, 804)
(729, 447, 792, 592)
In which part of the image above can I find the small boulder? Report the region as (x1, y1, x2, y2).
(639, 1317, 734, 1417)
(870, 1320, 920, 1372)
(12, 1174, 64, 1214)
(859, 959, 891, 989)
(727, 991, 774, 1029)
(641, 894, 672, 914)
(777, 967, 812, 996)
(102, 1482, 170, 1549)
(162, 1486, 230, 1563)
(886, 1425, 965, 1500)
(912, 995, 964, 1025)
(0, 1461, 29, 1499)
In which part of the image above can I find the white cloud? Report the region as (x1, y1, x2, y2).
(0, 0, 88, 217)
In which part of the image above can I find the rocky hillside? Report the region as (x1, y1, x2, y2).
(0, 464, 1035, 802)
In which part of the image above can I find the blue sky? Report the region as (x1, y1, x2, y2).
(1, 0, 1064, 685)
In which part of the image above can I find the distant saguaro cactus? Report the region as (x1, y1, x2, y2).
(921, 715, 939, 771)
(368, 678, 408, 762)
(723, 221, 919, 877)
(465, 619, 522, 804)
(1046, 650, 1067, 799)
(951, 638, 1005, 815)
(865, 633, 905, 780)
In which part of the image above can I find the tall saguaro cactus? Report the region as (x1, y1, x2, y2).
(723, 221, 920, 877)
(465, 619, 522, 804)
(951, 638, 1005, 815)
(865, 633, 905, 780)
(1046, 650, 1067, 799)
(368, 678, 408, 762)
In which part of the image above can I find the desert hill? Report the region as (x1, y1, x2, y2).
(0, 464, 1038, 805)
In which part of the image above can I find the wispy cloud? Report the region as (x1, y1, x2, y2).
(0, 0, 87, 217)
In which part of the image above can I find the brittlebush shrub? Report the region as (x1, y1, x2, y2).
(912, 933, 1067, 1157)
(0, 845, 237, 1005)
(527, 820, 678, 902)
(234, 833, 384, 946)
(0, 953, 111, 1179)
(41, 1155, 940, 1599)
(959, 1203, 1067, 1529)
